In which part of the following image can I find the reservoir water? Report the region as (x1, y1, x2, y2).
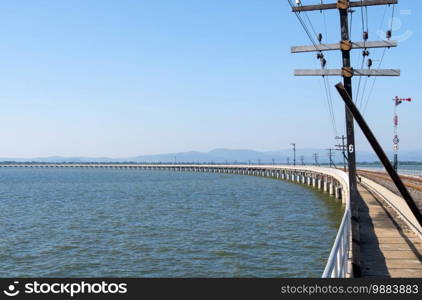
(0, 168, 343, 277)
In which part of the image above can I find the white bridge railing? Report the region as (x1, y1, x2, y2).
(322, 208, 351, 278)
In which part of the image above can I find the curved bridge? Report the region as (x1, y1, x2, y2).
(1, 163, 352, 277)
(4, 163, 422, 278)
(3, 163, 422, 277)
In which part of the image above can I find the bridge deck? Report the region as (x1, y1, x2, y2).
(358, 184, 422, 277)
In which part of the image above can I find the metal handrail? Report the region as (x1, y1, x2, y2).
(322, 208, 351, 278)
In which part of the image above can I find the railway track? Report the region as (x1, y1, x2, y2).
(358, 169, 422, 192)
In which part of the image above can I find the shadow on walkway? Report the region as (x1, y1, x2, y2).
(357, 187, 390, 277)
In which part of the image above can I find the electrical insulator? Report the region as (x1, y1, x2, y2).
(386, 30, 392, 39)
(316, 53, 324, 60)
(321, 58, 327, 68)
(367, 58, 373, 69)
(363, 31, 369, 41)
(317, 33, 323, 43)
(295, 0, 301, 5)
(362, 50, 370, 57)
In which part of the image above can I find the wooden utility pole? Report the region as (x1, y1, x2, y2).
(291, 143, 297, 167)
(290, 0, 400, 277)
(336, 135, 347, 171)
(313, 153, 319, 166)
(327, 148, 336, 168)
(336, 83, 422, 227)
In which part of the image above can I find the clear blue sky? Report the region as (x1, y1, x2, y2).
(0, 0, 420, 158)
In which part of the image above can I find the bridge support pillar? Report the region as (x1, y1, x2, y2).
(329, 183, 335, 196)
(335, 187, 342, 200)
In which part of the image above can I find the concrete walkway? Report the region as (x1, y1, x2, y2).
(358, 184, 422, 277)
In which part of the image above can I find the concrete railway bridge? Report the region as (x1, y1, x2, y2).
(1, 163, 421, 278)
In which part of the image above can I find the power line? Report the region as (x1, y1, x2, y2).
(360, 1, 366, 32)
(362, 47, 387, 114)
(301, 5, 319, 38)
(349, 8, 354, 40)
(316, 68, 338, 137)
(321, 7, 338, 137)
(362, 3, 396, 114)
(365, 6, 369, 32)
(358, 72, 369, 109)
(288, 0, 338, 137)
(354, 0, 370, 107)
(287, 0, 318, 48)
(322, 76, 338, 136)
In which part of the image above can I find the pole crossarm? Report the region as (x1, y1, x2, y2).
(292, 0, 397, 12)
(294, 69, 400, 77)
(291, 40, 397, 53)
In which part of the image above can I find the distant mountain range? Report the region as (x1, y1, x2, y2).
(1, 148, 422, 164)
